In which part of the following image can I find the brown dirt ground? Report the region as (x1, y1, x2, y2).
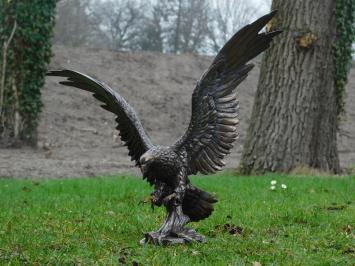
(0, 45, 354, 178)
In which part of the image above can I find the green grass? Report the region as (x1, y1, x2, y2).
(0, 174, 354, 265)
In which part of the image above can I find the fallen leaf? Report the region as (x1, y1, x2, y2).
(343, 247, 354, 254)
(326, 205, 346, 211)
(118, 256, 126, 264)
(22, 186, 31, 192)
(223, 223, 243, 236)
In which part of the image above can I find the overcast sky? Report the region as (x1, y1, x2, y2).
(98, 0, 272, 14)
(250, 0, 271, 12)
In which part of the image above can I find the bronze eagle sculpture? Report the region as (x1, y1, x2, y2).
(47, 11, 281, 245)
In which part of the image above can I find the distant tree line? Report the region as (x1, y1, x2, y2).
(54, 0, 271, 54)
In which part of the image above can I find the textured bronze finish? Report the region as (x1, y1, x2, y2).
(47, 11, 281, 245)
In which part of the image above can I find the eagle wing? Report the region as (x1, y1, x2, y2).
(47, 70, 153, 166)
(173, 11, 281, 175)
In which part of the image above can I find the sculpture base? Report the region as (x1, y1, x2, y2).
(140, 228, 206, 245)
(141, 188, 208, 245)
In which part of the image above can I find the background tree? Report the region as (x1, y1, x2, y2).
(93, 0, 145, 51)
(207, 0, 257, 53)
(0, 0, 57, 146)
(137, 1, 168, 53)
(164, 0, 210, 54)
(240, 0, 355, 174)
(54, 0, 95, 47)
(334, 0, 355, 116)
(51, 0, 274, 54)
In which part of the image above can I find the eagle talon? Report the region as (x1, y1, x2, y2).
(162, 192, 177, 205)
(139, 195, 152, 205)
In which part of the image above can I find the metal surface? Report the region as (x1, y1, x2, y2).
(47, 11, 281, 245)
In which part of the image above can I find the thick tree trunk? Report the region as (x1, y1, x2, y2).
(240, 0, 341, 174)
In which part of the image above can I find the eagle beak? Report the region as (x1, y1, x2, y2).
(139, 153, 154, 172)
(140, 161, 147, 172)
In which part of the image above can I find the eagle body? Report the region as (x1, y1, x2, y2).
(140, 146, 217, 222)
(140, 146, 183, 187)
(47, 11, 281, 245)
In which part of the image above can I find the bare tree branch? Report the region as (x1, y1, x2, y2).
(94, 0, 144, 51)
(207, 0, 258, 53)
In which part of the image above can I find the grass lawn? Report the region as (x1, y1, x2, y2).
(0, 174, 354, 265)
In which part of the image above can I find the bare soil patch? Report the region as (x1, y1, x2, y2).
(1, 46, 354, 178)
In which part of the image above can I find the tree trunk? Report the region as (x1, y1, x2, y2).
(0, 21, 17, 135)
(240, 0, 341, 174)
(12, 75, 21, 141)
(0, 2, 56, 147)
(173, 0, 183, 53)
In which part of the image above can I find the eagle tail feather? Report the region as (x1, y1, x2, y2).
(182, 185, 217, 222)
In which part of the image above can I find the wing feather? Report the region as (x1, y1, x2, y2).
(173, 11, 282, 175)
(47, 70, 153, 165)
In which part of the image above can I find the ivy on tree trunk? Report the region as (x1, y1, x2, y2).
(240, 0, 353, 174)
(334, 0, 355, 118)
(0, 0, 57, 147)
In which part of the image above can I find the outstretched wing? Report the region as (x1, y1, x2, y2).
(173, 11, 282, 175)
(47, 70, 153, 166)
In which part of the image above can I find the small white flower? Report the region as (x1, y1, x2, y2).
(270, 185, 276, 190)
(105, 210, 115, 216)
(281, 184, 287, 189)
(271, 180, 277, 185)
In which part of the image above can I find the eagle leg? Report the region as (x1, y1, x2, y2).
(140, 174, 206, 245)
(140, 201, 206, 245)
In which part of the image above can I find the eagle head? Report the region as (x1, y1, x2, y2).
(139, 147, 181, 182)
(139, 149, 157, 166)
